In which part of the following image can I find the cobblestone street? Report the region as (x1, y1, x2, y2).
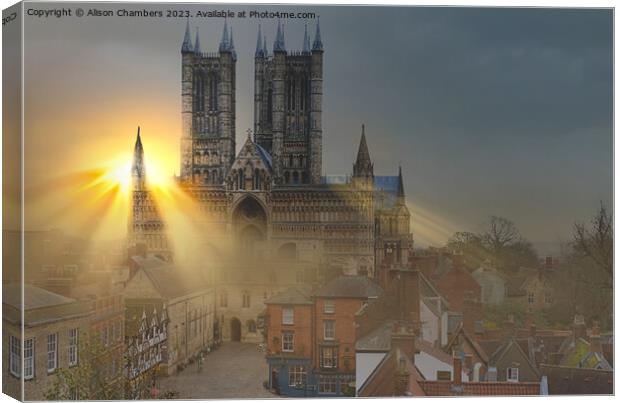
(159, 342, 278, 399)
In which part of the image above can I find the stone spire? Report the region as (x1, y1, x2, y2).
(181, 19, 193, 52)
(193, 27, 201, 54)
(263, 35, 268, 57)
(132, 126, 145, 181)
(255, 23, 264, 57)
(229, 26, 237, 60)
(273, 19, 286, 52)
(397, 165, 406, 203)
(219, 18, 230, 52)
(312, 18, 323, 51)
(353, 124, 373, 178)
(302, 24, 311, 53)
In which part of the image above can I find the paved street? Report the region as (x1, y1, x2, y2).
(159, 342, 278, 399)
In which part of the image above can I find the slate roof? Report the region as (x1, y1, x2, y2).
(540, 364, 613, 395)
(255, 143, 273, 169)
(132, 263, 209, 300)
(356, 321, 393, 352)
(264, 285, 313, 305)
(4, 283, 76, 310)
(314, 275, 383, 299)
(418, 380, 541, 396)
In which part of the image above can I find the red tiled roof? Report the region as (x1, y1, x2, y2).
(419, 381, 540, 396)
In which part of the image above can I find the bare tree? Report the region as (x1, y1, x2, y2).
(573, 202, 613, 282)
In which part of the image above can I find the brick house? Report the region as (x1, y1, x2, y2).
(264, 285, 314, 397)
(313, 276, 382, 396)
(263, 275, 383, 397)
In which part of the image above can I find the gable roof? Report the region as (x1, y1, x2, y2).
(264, 285, 313, 305)
(133, 265, 209, 300)
(357, 347, 427, 397)
(444, 322, 489, 364)
(489, 338, 540, 378)
(315, 275, 383, 299)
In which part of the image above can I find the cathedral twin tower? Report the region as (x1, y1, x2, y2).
(179, 19, 324, 187)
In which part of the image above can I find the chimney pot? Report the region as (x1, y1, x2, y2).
(453, 354, 463, 386)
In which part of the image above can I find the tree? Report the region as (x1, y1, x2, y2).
(573, 202, 613, 283)
(45, 335, 124, 400)
(447, 215, 538, 273)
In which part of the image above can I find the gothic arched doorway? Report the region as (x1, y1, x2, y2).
(230, 317, 241, 342)
(232, 196, 267, 257)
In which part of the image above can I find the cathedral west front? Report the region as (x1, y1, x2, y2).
(128, 19, 413, 342)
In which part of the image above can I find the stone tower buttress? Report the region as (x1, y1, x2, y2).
(271, 21, 287, 183)
(309, 21, 324, 184)
(180, 20, 194, 181)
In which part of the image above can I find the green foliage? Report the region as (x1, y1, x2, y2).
(44, 334, 124, 400)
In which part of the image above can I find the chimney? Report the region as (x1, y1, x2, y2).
(391, 321, 417, 361)
(572, 314, 586, 340)
(463, 291, 481, 336)
(503, 314, 516, 340)
(394, 353, 411, 396)
(452, 353, 463, 392)
(545, 256, 553, 270)
(589, 322, 602, 354)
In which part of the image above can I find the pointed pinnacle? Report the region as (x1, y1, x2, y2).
(194, 27, 202, 54)
(312, 18, 323, 51)
(182, 19, 193, 52)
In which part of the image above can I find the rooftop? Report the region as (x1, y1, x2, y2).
(315, 275, 383, 299)
(3, 283, 76, 310)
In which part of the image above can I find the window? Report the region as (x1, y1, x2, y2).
(282, 308, 294, 325)
(220, 291, 228, 307)
(527, 292, 535, 305)
(9, 336, 20, 377)
(282, 332, 294, 352)
(47, 333, 58, 372)
(320, 346, 338, 369)
(242, 292, 251, 308)
(545, 293, 553, 305)
(247, 320, 257, 333)
(288, 365, 307, 387)
(318, 375, 337, 394)
(324, 300, 335, 314)
(24, 338, 34, 379)
(68, 328, 78, 366)
(507, 367, 519, 382)
(324, 320, 335, 340)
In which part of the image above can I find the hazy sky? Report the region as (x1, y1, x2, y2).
(22, 4, 613, 247)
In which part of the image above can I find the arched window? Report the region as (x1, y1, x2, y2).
(247, 320, 257, 333)
(284, 171, 290, 184)
(293, 171, 300, 185)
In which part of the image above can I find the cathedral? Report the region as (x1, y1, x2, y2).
(127, 19, 413, 342)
